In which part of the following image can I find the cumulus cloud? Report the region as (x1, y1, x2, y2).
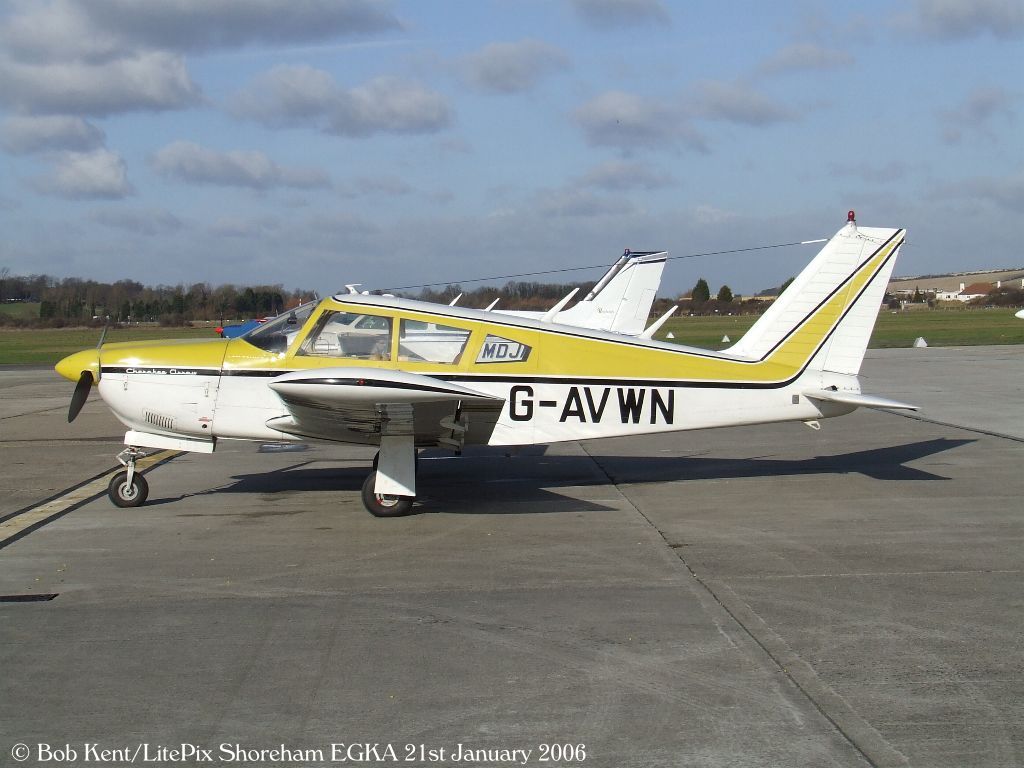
(230, 66, 451, 137)
(32, 149, 134, 199)
(340, 176, 413, 198)
(0, 115, 105, 154)
(0, 0, 121, 64)
(911, 0, 1024, 40)
(577, 160, 674, 190)
(573, 91, 707, 152)
(934, 171, 1024, 212)
(535, 188, 635, 218)
(0, 0, 397, 119)
(757, 43, 854, 76)
(570, 0, 670, 28)
(460, 39, 569, 94)
(828, 160, 912, 183)
(209, 216, 282, 238)
(0, 51, 202, 116)
(692, 204, 740, 226)
(151, 141, 331, 189)
(938, 86, 1017, 143)
(91, 207, 183, 236)
(574, 81, 795, 152)
(690, 81, 796, 126)
(0, 0, 401, 61)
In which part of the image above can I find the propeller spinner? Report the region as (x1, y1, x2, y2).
(55, 348, 102, 423)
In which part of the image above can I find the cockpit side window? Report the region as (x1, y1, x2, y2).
(243, 301, 317, 353)
(298, 311, 393, 361)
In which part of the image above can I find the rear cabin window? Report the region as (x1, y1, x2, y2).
(298, 311, 393, 361)
(398, 320, 471, 364)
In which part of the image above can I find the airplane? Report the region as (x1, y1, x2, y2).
(55, 212, 915, 517)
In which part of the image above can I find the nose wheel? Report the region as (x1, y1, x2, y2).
(108, 447, 149, 507)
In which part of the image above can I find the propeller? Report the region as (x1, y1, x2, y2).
(68, 371, 93, 422)
(60, 318, 108, 423)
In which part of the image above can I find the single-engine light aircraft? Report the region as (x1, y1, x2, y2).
(56, 213, 915, 516)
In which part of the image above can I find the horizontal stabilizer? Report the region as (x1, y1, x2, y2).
(804, 390, 918, 411)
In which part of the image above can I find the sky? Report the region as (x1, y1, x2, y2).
(0, 0, 1021, 297)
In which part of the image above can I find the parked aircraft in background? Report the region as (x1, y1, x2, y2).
(216, 318, 267, 338)
(495, 249, 667, 335)
(56, 213, 914, 517)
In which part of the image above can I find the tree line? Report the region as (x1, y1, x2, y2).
(0, 266, 802, 329)
(0, 268, 309, 327)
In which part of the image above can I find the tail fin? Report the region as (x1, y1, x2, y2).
(557, 251, 666, 334)
(726, 216, 905, 376)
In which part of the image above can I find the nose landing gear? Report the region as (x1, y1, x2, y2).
(108, 446, 149, 507)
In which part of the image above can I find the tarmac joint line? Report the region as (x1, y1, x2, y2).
(580, 442, 910, 768)
(0, 450, 181, 551)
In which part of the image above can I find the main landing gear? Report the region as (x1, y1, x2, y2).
(362, 435, 417, 518)
(108, 446, 149, 507)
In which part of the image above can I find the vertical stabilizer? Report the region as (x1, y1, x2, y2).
(557, 251, 666, 334)
(726, 214, 904, 376)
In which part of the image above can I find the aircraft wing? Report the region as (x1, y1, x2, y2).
(265, 367, 504, 444)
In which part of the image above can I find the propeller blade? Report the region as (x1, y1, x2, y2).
(68, 371, 93, 423)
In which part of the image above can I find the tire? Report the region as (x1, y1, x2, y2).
(108, 470, 149, 508)
(361, 472, 414, 517)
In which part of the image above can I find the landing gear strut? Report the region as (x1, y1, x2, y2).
(363, 434, 416, 517)
(108, 447, 149, 507)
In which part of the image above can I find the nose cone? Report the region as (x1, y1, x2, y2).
(55, 349, 100, 383)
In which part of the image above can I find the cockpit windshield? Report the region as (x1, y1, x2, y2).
(242, 301, 318, 353)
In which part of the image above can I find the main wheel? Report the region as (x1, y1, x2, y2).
(361, 473, 414, 517)
(108, 470, 149, 508)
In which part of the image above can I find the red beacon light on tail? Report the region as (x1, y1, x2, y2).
(847, 210, 856, 223)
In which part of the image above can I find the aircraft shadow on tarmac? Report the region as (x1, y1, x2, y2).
(151, 438, 972, 514)
(592, 437, 975, 484)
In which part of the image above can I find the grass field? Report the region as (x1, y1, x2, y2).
(654, 308, 1024, 350)
(0, 325, 218, 366)
(0, 309, 1021, 366)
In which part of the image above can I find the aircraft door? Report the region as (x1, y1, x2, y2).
(196, 373, 221, 437)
